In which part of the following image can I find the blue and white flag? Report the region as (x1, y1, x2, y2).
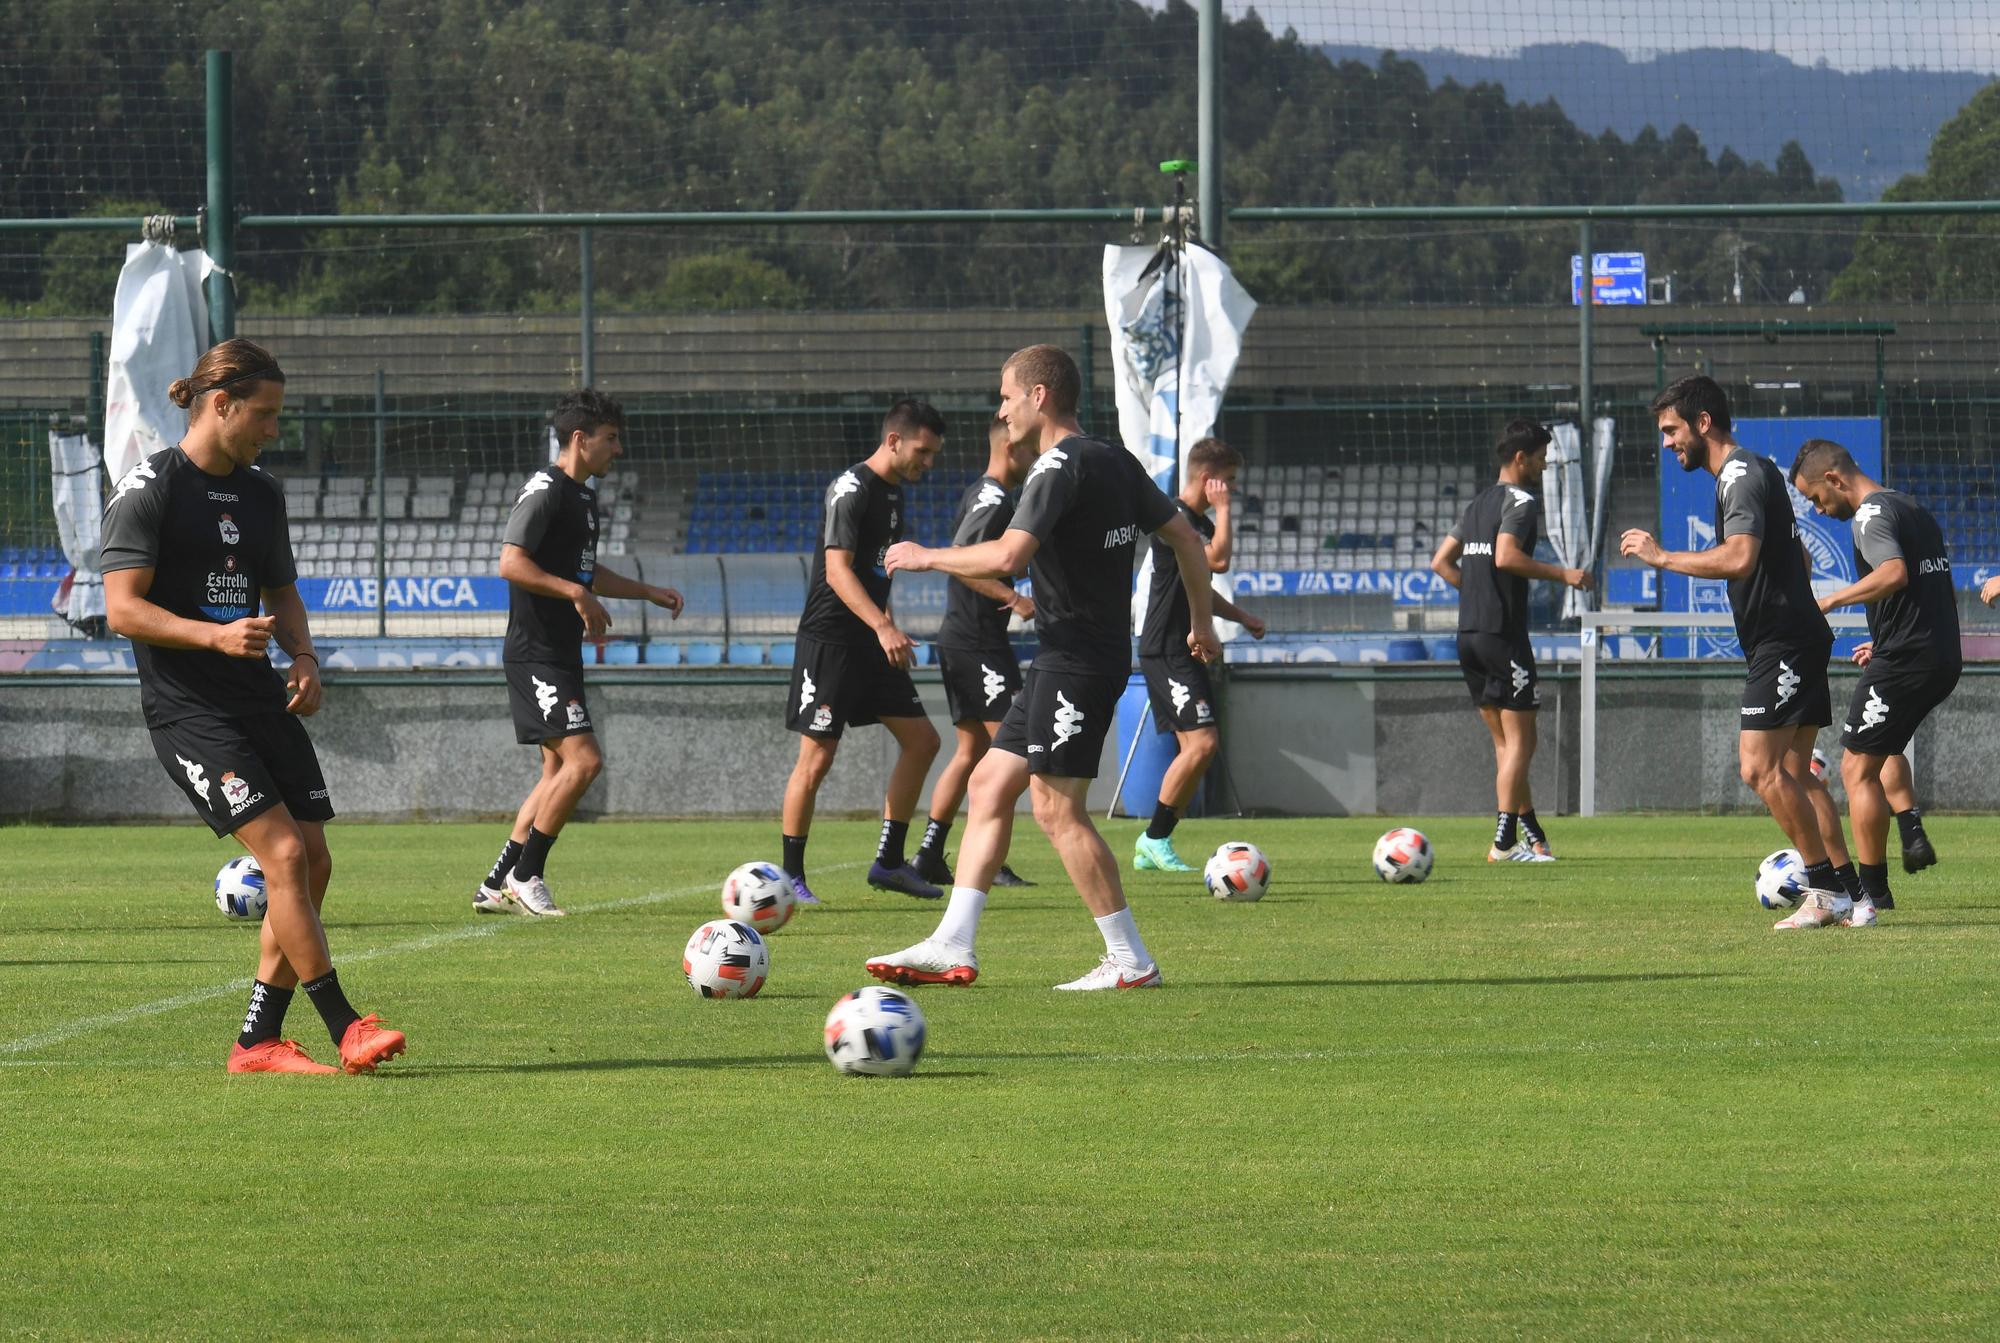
(1102, 243, 1257, 493)
(104, 239, 212, 486)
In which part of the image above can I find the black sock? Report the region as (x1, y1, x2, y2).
(917, 817, 950, 859)
(236, 980, 293, 1050)
(782, 833, 807, 878)
(1804, 859, 1839, 894)
(1493, 811, 1518, 851)
(1146, 802, 1179, 841)
(877, 817, 909, 867)
(513, 827, 557, 881)
(1832, 862, 1863, 900)
(1859, 861, 1892, 902)
(1895, 808, 1926, 844)
(486, 837, 524, 889)
(1519, 809, 1547, 847)
(301, 970, 362, 1048)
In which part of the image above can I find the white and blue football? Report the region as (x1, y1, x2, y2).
(215, 855, 268, 921)
(824, 986, 927, 1077)
(1756, 849, 1808, 910)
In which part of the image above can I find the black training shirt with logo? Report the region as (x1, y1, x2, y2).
(1450, 481, 1542, 639)
(1850, 488, 1961, 668)
(1138, 499, 1216, 658)
(1006, 433, 1178, 678)
(1714, 447, 1831, 656)
(936, 474, 1018, 654)
(800, 462, 903, 646)
(503, 466, 599, 666)
(99, 446, 296, 728)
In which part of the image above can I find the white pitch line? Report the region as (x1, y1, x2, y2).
(0, 865, 856, 1058)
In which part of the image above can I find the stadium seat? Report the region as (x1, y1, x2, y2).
(602, 641, 641, 666)
(643, 640, 683, 666)
(684, 642, 725, 665)
(726, 642, 765, 666)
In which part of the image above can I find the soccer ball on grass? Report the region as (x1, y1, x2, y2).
(1756, 848, 1808, 910)
(1204, 841, 1272, 901)
(215, 856, 268, 921)
(683, 919, 769, 999)
(823, 986, 927, 1077)
(1372, 828, 1434, 883)
(721, 860, 795, 934)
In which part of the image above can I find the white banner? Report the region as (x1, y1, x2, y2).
(1542, 417, 1613, 620)
(105, 240, 213, 486)
(48, 430, 106, 627)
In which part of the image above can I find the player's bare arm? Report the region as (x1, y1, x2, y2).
(105, 566, 275, 657)
(1496, 532, 1594, 590)
(886, 529, 1038, 581)
(262, 582, 323, 716)
(593, 565, 684, 617)
(1158, 513, 1221, 662)
(1983, 574, 2000, 606)
(1818, 556, 1907, 614)
(1429, 534, 1464, 589)
(1213, 590, 1266, 638)
(824, 547, 912, 669)
(1203, 476, 1233, 571)
(500, 542, 610, 636)
(1619, 527, 1757, 580)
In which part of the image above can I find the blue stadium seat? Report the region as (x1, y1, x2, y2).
(726, 642, 765, 666)
(602, 641, 641, 666)
(684, 642, 725, 666)
(768, 641, 794, 667)
(643, 640, 683, 666)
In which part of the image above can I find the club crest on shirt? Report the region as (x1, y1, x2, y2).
(218, 513, 240, 545)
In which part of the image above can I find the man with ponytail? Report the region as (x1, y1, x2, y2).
(102, 338, 406, 1075)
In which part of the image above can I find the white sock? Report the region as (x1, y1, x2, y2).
(934, 886, 987, 952)
(1094, 907, 1153, 972)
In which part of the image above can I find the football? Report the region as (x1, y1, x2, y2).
(1203, 841, 1272, 901)
(1756, 848, 1808, 909)
(1372, 827, 1434, 883)
(682, 918, 769, 999)
(823, 985, 927, 1077)
(214, 855, 268, 921)
(720, 860, 794, 934)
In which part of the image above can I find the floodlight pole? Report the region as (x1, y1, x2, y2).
(205, 50, 236, 343)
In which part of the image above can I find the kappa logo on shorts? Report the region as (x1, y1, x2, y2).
(176, 754, 211, 805)
(1861, 686, 1890, 729)
(1776, 660, 1800, 707)
(1168, 677, 1190, 716)
(799, 670, 816, 714)
(566, 699, 588, 729)
(1741, 706, 1766, 716)
(1510, 660, 1531, 695)
(1052, 690, 1084, 747)
(981, 662, 1008, 706)
(309, 788, 331, 801)
(532, 675, 559, 721)
(217, 513, 240, 545)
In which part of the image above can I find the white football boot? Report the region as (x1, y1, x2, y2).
(472, 881, 519, 915)
(1054, 954, 1163, 991)
(1487, 844, 1555, 863)
(864, 938, 978, 987)
(505, 872, 568, 918)
(1773, 888, 1852, 930)
(1840, 897, 1879, 928)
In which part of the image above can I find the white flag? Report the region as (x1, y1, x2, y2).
(104, 240, 213, 486)
(49, 430, 106, 626)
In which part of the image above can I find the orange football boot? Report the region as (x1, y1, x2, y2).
(228, 1038, 338, 1074)
(338, 1014, 408, 1073)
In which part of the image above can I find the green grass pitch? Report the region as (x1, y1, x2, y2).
(3, 814, 1999, 1340)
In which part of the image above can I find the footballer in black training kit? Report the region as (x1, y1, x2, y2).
(778, 399, 948, 907)
(1432, 419, 1592, 864)
(867, 343, 1221, 995)
(1131, 436, 1266, 876)
(102, 337, 405, 1076)
(1623, 375, 1864, 931)
(1792, 438, 1963, 916)
(477, 388, 684, 919)
(911, 413, 1040, 890)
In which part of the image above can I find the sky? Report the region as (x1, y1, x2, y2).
(1212, 0, 2000, 74)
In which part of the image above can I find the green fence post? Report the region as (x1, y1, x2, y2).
(374, 370, 387, 638)
(204, 50, 235, 344)
(88, 331, 106, 437)
(580, 227, 595, 388)
(1077, 322, 1096, 433)
(1198, 0, 1223, 250)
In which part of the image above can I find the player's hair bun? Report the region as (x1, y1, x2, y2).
(168, 377, 197, 409)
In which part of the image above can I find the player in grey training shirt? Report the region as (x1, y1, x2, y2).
(1791, 438, 1962, 922)
(1621, 375, 1861, 930)
(476, 389, 684, 919)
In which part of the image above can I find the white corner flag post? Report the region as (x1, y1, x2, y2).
(104, 218, 213, 488)
(1100, 227, 1258, 818)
